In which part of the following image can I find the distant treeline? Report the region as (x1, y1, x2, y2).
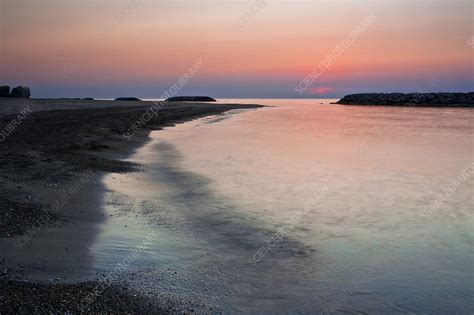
(0, 86, 31, 98)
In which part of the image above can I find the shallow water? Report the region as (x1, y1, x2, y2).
(94, 99, 474, 313)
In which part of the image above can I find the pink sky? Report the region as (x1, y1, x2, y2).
(1, 0, 472, 98)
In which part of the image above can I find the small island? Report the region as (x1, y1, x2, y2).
(114, 97, 142, 101)
(336, 93, 474, 107)
(0, 85, 31, 98)
(166, 96, 216, 102)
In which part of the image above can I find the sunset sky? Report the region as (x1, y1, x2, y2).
(1, 0, 473, 98)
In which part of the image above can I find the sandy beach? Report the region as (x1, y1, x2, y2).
(0, 98, 262, 313)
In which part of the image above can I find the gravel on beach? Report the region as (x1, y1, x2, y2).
(0, 99, 262, 314)
(0, 280, 167, 314)
(0, 100, 261, 238)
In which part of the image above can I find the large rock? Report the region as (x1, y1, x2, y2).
(336, 93, 474, 107)
(10, 86, 31, 98)
(166, 96, 216, 102)
(0, 86, 10, 98)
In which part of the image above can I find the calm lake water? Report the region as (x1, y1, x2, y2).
(94, 99, 474, 313)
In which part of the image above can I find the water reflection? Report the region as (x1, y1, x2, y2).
(95, 100, 473, 313)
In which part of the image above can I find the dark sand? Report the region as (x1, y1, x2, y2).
(0, 98, 262, 313)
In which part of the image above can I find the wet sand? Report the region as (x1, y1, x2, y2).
(0, 98, 262, 313)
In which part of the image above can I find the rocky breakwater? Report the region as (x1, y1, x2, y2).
(336, 93, 474, 107)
